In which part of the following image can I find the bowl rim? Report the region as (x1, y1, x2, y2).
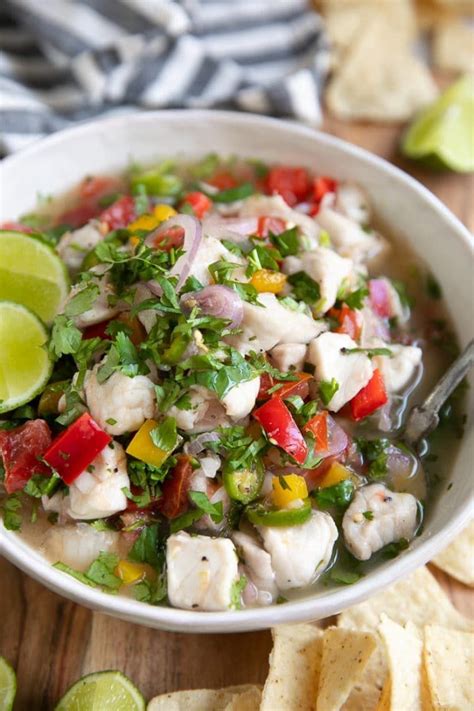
(1, 109, 473, 633)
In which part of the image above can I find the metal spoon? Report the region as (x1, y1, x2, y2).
(404, 338, 474, 450)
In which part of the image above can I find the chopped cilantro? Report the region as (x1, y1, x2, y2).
(341, 347, 393, 359)
(49, 315, 82, 358)
(129, 524, 163, 570)
(150, 417, 180, 454)
(2, 494, 22, 531)
(269, 226, 299, 257)
(381, 538, 409, 559)
(64, 283, 100, 317)
(356, 437, 389, 479)
(211, 182, 254, 203)
(188, 491, 224, 523)
(133, 575, 167, 605)
(230, 575, 247, 610)
(23, 473, 61, 499)
(287, 271, 321, 304)
(313, 480, 354, 509)
(426, 273, 442, 300)
(363, 510, 374, 520)
(319, 378, 339, 406)
(85, 552, 122, 590)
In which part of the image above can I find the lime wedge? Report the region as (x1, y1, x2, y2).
(401, 74, 474, 172)
(54, 671, 146, 711)
(0, 231, 69, 324)
(0, 301, 52, 414)
(0, 657, 16, 711)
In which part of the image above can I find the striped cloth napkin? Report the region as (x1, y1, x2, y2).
(0, 0, 329, 155)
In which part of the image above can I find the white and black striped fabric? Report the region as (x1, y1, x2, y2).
(0, 0, 330, 156)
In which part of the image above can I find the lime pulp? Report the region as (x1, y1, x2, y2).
(54, 671, 146, 711)
(0, 658, 16, 711)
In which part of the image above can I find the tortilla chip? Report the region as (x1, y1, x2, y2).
(378, 615, 423, 711)
(424, 625, 474, 710)
(433, 18, 474, 73)
(325, 13, 438, 121)
(260, 624, 323, 711)
(432, 522, 474, 586)
(224, 686, 262, 711)
(375, 679, 391, 711)
(148, 685, 257, 711)
(432, 0, 474, 15)
(338, 566, 473, 633)
(316, 627, 377, 711)
(341, 648, 386, 711)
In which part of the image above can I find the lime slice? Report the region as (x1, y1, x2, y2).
(0, 231, 69, 324)
(54, 671, 146, 711)
(401, 75, 474, 172)
(0, 657, 16, 711)
(0, 301, 52, 414)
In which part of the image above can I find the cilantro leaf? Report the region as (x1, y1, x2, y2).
(129, 524, 163, 569)
(2, 494, 22, 531)
(230, 575, 247, 610)
(313, 480, 354, 509)
(356, 437, 389, 479)
(49, 315, 82, 358)
(150, 417, 180, 454)
(319, 378, 339, 406)
(269, 226, 299, 257)
(287, 271, 321, 304)
(133, 575, 167, 605)
(64, 283, 100, 317)
(85, 552, 122, 590)
(341, 347, 393, 359)
(425, 273, 442, 300)
(23, 473, 61, 499)
(188, 491, 224, 523)
(341, 286, 369, 310)
(381, 537, 409, 559)
(211, 182, 254, 203)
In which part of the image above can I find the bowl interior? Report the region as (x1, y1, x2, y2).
(0, 110, 472, 632)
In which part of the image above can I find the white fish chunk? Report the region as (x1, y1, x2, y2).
(41, 522, 119, 571)
(84, 365, 155, 435)
(257, 510, 338, 590)
(57, 221, 103, 274)
(166, 532, 239, 611)
(307, 332, 374, 411)
(233, 531, 278, 603)
(270, 343, 307, 373)
(374, 343, 422, 393)
(317, 207, 386, 263)
(343, 483, 418, 561)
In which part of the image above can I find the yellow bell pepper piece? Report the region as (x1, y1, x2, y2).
(250, 269, 287, 294)
(115, 560, 148, 585)
(272, 474, 308, 507)
(126, 419, 169, 468)
(153, 204, 177, 222)
(318, 462, 358, 489)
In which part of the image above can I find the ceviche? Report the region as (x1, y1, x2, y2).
(0, 156, 465, 612)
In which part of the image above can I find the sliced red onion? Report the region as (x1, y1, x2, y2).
(180, 285, 244, 328)
(184, 431, 220, 456)
(369, 279, 391, 318)
(145, 214, 202, 292)
(386, 445, 416, 480)
(326, 416, 349, 456)
(146, 279, 163, 297)
(202, 215, 258, 245)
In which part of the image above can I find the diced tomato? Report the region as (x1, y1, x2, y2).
(43, 413, 112, 485)
(79, 176, 120, 201)
(350, 369, 388, 421)
(369, 279, 391, 319)
(149, 225, 184, 251)
(208, 172, 238, 191)
(257, 372, 275, 400)
(181, 191, 212, 219)
(329, 305, 361, 340)
(303, 411, 328, 451)
(57, 204, 100, 228)
(253, 398, 308, 465)
(313, 176, 337, 203)
(0, 420, 52, 494)
(256, 216, 287, 239)
(273, 372, 312, 401)
(159, 455, 194, 519)
(266, 166, 310, 207)
(99, 195, 137, 230)
(82, 320, 112, 341)
(0, 221, 34, 233)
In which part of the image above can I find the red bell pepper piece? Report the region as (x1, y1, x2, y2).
(82, 319, 112, 341)
(369, 279, 391, 318)
(350, 369, 388, 421)
(273, 372, 312, 401)
(79, 176, 120, 201)
(253, 398, 308, 465)
(266, 166, 310, 207)
(256, 216, 286, 239)
(303, 411, 328, 451)
(313, 176, 337, 203)
(56, 204, 100, 228)
(99, 195, 137, 230)
(181, 191, 212, 219)
(43, 413, 112, 485)
(0, 420, 52, 494)
(257, 372, 275, 400)
(160, 454, 194, 519)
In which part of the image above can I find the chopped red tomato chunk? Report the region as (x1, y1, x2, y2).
(0, 420, 52, 494)
(79, 176, 120, 201)
(273, 372, 312, 401)
(99, 195, 137, 230)
(0, 221, 34, 233)
(266, 166, 310, 207)
(160, 454, 194, 519)
(182, 191, 212, 219)
(43, 413, 112, 485)
(57, 204, 100, 228)
(257, 372, 275, 400)
(313, 176, 337, 203)
(253, 398, 308, 465)
(208, 172, 237, 191)
(329, 304, 361, 340)
(350, 369, 388, 421)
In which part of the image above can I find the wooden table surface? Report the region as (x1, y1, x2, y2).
(1, 117, 472, 711)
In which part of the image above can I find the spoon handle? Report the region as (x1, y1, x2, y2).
(404, 339, 474, 448)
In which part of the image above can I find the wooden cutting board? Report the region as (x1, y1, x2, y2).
(0, 117, 472, 710)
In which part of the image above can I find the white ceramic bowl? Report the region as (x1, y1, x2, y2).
(0, 111, 473, 633)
